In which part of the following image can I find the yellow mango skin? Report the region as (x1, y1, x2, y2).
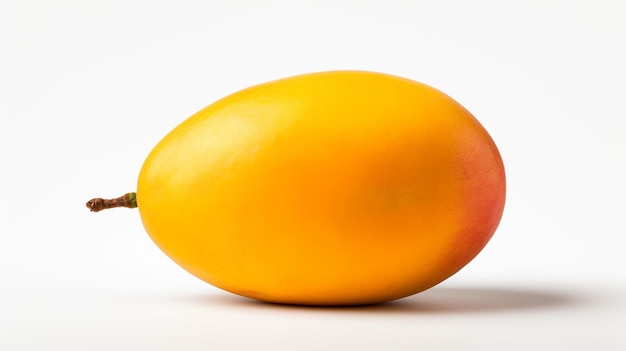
(137, 71, 505, 305)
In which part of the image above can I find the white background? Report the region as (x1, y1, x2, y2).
(1, 1, 625, 350)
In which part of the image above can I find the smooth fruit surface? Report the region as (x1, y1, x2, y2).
(136, 71, 505, 305)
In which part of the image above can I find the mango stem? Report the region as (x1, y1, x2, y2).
(86, 192, 137, 212)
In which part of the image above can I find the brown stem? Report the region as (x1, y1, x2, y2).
(86, 192, 137, 212)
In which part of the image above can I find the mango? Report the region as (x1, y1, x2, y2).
(89, 71, 505, 305)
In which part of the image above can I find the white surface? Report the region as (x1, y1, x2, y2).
(1, 1, 625, 350)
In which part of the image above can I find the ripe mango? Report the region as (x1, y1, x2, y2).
(90, 71, 505, 305)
